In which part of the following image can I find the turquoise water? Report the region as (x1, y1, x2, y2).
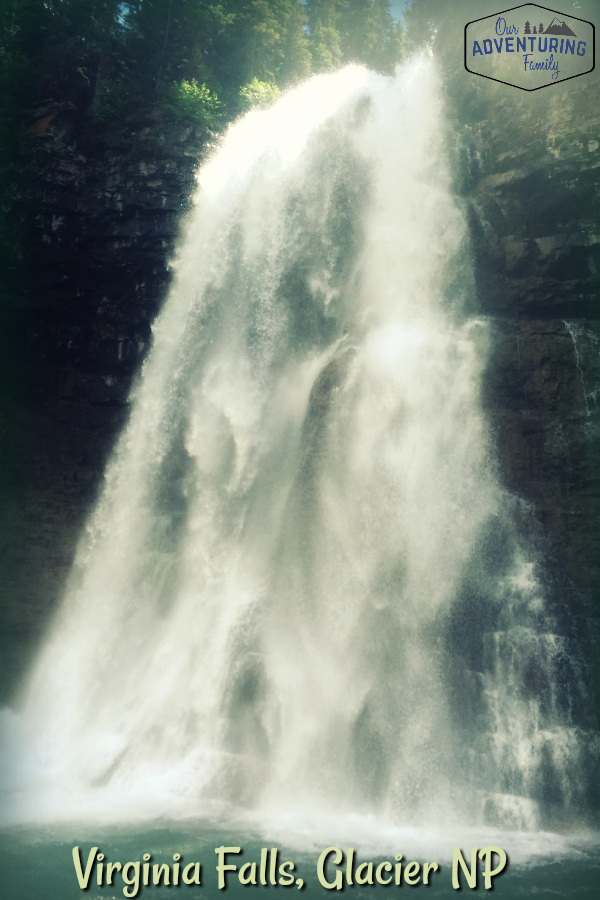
(1, 823, 599, 899)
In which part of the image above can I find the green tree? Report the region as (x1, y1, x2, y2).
(307, 0, 343, 73)
(219, 0, 311, 87)
(238, 76, 280, 109)
(6, 0, 125, 105)
(123, 0, 234, 99)
(0, 0, 413, 137)
(309, 0, 405, 75)
(166, 77, 222, 126)
(338, 0, 404, 74)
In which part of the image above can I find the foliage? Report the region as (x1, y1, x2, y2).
(307, 0, 343, 73)
(0, 1, 413, 135)
(339, 0, 405, 74)
(238, 77, 280, 110)
(166, 78, 223, 126)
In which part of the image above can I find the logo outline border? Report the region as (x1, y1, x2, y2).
(463, 3, 595, 91)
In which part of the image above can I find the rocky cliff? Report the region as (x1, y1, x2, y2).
(462, 76, 600, 699)
(0, 104, 207, 696)
(1, 72, 598, 709)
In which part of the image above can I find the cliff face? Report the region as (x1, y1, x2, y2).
(464, 76, 599, 593)
(0, 105, 206, 696)
(462, 74, 600, 709)
(1, 75, 598, 704)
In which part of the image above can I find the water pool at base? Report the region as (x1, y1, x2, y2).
(1, 822, 599, 899)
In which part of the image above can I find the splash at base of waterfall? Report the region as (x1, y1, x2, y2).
(1, 60, 597, 839)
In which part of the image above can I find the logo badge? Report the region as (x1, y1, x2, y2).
(465, 3, 595, 90)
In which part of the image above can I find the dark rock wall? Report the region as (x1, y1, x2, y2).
(1, 105, 206, 698)
(463, 75, 600, 712)
(1, 75, 598, 709)
(464, 77, 599, 588)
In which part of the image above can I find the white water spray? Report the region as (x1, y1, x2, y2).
(1, 61, 592, 835)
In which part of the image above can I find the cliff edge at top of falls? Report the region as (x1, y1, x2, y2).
(0, 70, 598, 705)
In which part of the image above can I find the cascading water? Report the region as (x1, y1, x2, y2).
(1, 60, 595, 840)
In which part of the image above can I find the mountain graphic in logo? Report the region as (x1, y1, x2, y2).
(545, 16, 576, 35)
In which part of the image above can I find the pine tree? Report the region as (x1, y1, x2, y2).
(307, 0, 343, 73)
(224, 0, 311, 87)
(338, 0, 404, 74)
(524, 21, 531, 34)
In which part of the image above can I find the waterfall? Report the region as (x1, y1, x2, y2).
(2, 60, 594, 834)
